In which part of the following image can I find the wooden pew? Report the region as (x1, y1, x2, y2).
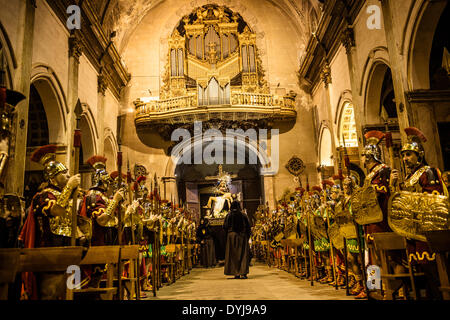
(0, 249, 20, 300)
(372, 232, 425, 300)
(68, 246, 120, 300)
(17, 246, 84, 300)
(120, 245, 140, 300)
(425, 230, 450, 300)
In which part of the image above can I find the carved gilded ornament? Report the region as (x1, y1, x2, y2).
(135, 5, 295, 130)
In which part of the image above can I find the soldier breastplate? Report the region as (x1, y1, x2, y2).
(403, 166, 429, 193)
(44, 188, 72, 238)
(89, 190, 118, 228)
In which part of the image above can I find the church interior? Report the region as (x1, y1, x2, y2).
(0, 0, 449, 302)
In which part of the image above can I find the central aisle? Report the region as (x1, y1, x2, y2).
(144, 263, 353, 300)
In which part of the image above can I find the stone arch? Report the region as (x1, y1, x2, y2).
(104, 128, 118, 172)
(405, 0, 448, 90)
(334, 90, 353, 126)
(335, 91, 358, 148)
(0, 21, 16, 89)
(30, 64, 68, 144)
(166, 131, 272, 177)
(318, 124, 333, 167)
(362, 57, 392, 125)
(79, 103, 99, 164)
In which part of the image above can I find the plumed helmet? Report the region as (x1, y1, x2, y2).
(31, 145, 68, 181)
(312, 186, 322, 194)
(321, 179, 334, 190)
(109, 171, 127, 191)
(401, 127, 426, 161)
(331, 174, 343, 191)
(87, 155, 111, 189)
(362, 130, 385, 163)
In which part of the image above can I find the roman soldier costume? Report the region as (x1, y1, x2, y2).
(18, 145, 80, 300)
(359, 130, 392, 242)
(80, 156, 118, 246)
(19, 145, 78, 248)
(389, 127, 448, 299)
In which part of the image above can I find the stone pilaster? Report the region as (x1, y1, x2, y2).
(261, 174, 276, 210)
(97, 69, 107, 156)
(379, 0, 413, 143)
(7, 0, 36, 195)
(340, 26, 366, 160)
(162, 176, 178, 204)
(66, 33, 83, 174)
(320, 62, 339, 174)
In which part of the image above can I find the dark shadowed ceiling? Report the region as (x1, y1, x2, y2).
(90, 0, 321, 53)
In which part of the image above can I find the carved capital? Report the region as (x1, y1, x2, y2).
(98, 73, 108, 95)
(341, 27, 355, 55)
(321, 62, 332, 88)
(68, 35, 83, 61)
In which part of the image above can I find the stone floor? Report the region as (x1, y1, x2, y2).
(144, 262, 354, 300)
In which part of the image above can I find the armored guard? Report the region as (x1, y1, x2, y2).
(357, 130, 392, 242)
(18, 145, 81, 300)
(390, 127, 448, 299)
(19, 145, 81, 248)
(80, 156, 124, 246)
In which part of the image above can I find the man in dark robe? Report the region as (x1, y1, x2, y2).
(223, 200, 251, 279)
(196, 217, 216, 268)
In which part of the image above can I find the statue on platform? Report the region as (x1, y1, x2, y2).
(203, 165, 236, 219)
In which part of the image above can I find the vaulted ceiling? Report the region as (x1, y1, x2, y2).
(89, 0, 322, 53)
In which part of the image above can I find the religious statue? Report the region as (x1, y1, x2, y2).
(203, 165, 237, 219)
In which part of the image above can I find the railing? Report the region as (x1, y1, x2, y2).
(135, 95, 197, 115)
(135, 91, 296, 117)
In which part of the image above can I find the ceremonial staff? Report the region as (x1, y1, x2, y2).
(127, 159, 135, 245)
(382, 115, 404, 190)
(117, 114, 126, 300)
(337, 145, 350, 295)
(71, 100, 83, 246)
(320, 166, 338, 290)
(305, 175, 314, 286)
(127, 158, 140, 299)
(342, 137, 369, 297)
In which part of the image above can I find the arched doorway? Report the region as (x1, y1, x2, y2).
(78, 112, 97, 190)
(364, 62, 401, 169)
(24, 79, 66, 206)
(429, 2, 450, 170)
(175, 138, 262, 261)
(407, 0, 450, 170)
(104, 134, 117, 173)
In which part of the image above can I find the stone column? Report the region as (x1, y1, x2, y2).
(261, 174, 276, 210)
(162, 176, 178, 203)
(7, 0, 36, 195)
(321, 62, 339, 175)
(66, 34, 83, 174)
(97, 69, 107, 156)
(379, 0, 413, 142)
(405, 90, 449, 169)
(341, 27, 366, 157)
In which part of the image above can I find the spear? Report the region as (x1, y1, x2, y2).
(336, 145, 350, 294)
(320, 166, 338, 290)
(381, 109, 395, 170)
(305, 175, 314, 286)
(70, 100, 83, 246)
(342, 137, 369, 297)
(127, 158, 135, 245)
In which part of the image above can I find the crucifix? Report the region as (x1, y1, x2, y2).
(205, 164, 237, 183)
